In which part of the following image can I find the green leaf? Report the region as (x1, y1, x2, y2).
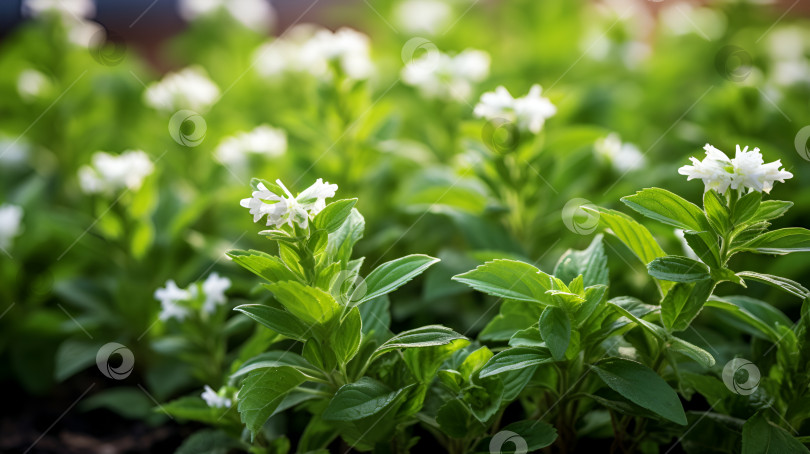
(669, 337, 715, 368)
(234, 305, 309, 341)
(458, 346, 494, 380)
(742, 412, 810, 454)
(160, 396, 224, 424)
(403, 338, 469, 383)
(554, 235, 609, 287)
(313, 199, 358, 233)
(732, 192, 762, 225)
(322, 378, 406, 421)
(706, 295, 791, 341)
(263, 281, 340, 326)
(436, 399, 480, 438)
(479, 300, 545, 341)
(175, 429, 243, 454)
(479, 347, 553, 378)
(622, 188, 710, 232)
(372, 325, 467, 361)
(331, 307, 362, 366)
(539, 306, 571, 361)
(647, 256, 711, 283)
(736, 272, 810, 300)
(227, 250, 299, 283)
(703, 190, 731, 235)
(660, 279, 714, 332)
(683, 232, 721, 268)
(749, 200, 792, 224)
(327, 208, 365, 264)
(590, 358, 687, 425)
(358, 254, 440, 304)
(238, 367, 307, 439)
(493, 420, 558, 451)
(740, 228, 810, 255)
(231, 351, 318, 380)
(608, 299, 667, 340)
(453, 259, 552, 303)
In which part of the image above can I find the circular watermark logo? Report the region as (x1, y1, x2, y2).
(481, 117, 520, 155)
(96, 342, 135, 380)
(490, 430, 528, 454)
(169, 110, 207, 147)
(562, 198, 600, 235)
(329, 270, 368, 307)
(714, 45, 752, 83)
(722, 358, 760, 395)
(401, 37, 440, 68)
(89, 27, 127, 67)
(795, 125, 810, 161)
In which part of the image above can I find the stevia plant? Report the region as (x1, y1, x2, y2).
(451, 144, 810, 452)
(163, 177, 474, 452)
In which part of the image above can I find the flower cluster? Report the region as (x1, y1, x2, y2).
(240, 178, 338, 229)
(143, 67, 220, 113)
(678, 144, 793, 194)
(0, 204, 23, 250)
(78, 150, 154, 195)
(402, 48, 490, 100)
(21, 0, 103, 48)
(594, 133, 644, 172)
(200, 385, 231, 408)
(153, 273, 232, 321)
(178, 0, 275, 32)
(474, 85, 557, 134)
(254, 26, 373, 81)
(394, 0, 452, 35)
(215, 125, 287, 166)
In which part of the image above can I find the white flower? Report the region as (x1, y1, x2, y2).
(17, 69, 50, 101)
(78, 150, 154, 195)
(394, 0, 452, 35)
(240, 178, 338, 229)
(254, 26, 373, 81)
(201, 385, 231, 408)
(144, 67, 220, 113)
(155, 280, 192, 322)
(201, 272, 231, 313)
(0, 204, 23, 250)
(402, 48, 490, 100)
(474, 85, 556, 134)
(178, 0, 275, 32)
(594, 133, 644, 172)
(678, 144, 793, 194)
(21, 0, 95, 19)
(215, 125, 287, 166)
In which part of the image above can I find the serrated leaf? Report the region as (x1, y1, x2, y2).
(740, 228, 810, 255)
(358, 255, 440, 304)
(227, 250, 299, 283)
(313, 199, 357, 233)
(669, 336, 715, 368)
(742, 412, 810, 454)
(703, 190, 730, 235)
(732, 191, 762, 225)
(322, 378, 406, 421)
(263, 281, 340, 326)
(647, 256, 711, 283)
(371, 325, 467, 361)
(331, 307, 362, 366)
(453, 259, 552, 303)
(554, 235, 609, 287)
(590, 358, 687, 425)
(749, 200, 792, 224)
(736, 272, 810, 300)
(231, 351, 318, 381)
(539, 306, 571, 361)
(660, 279, 714, 332)
(621, 188, 711, 232)
(234, 304, 309, 341)
(479, 347, 553, 378)
(238, 367, 306, 439)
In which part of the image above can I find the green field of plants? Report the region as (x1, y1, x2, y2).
(2, 0, 810, 452)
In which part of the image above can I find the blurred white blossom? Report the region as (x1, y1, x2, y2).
(201, 385, 231, 408)
(215, 125, 287, 166)
(201, 272, 231, 313)
(254, 26, 373, 81)
(394, 0, 452, 35)
(21, 0, 95, 19)
(767, 27, 810, 86)
(241, 178, 338, 229)
(402, 48, 490, 100)
(78, 150, 154, 195)
(17, 69, 50, 101)
(594, 133, 644, 172)
(679, 144, 793, 194)
(474, 85, 556, 134)
(144, 67, 220, 112)
(155, 280, 192, 322)
(178, 0, 275, 32)
(0, 204, 23, 250)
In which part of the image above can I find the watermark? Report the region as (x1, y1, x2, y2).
(481, 118, 520, 155)
(722, 358, 760, 395)
(714, 45, 752, 83)
(329, 270, 368, 307)
(96, 342, 135, 380)
(89, 27, 127, 67)
(490, 430, 528, 454)
(562, 198, 600, 235)
(795, 125, 810, 161)
(401, 37, 440, 68)
(169, 110, 207, 147)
